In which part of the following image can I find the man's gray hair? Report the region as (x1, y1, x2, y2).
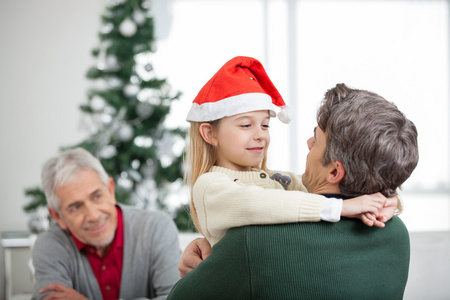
(41, 148, 109, 211)
(317, 83, 419, 198)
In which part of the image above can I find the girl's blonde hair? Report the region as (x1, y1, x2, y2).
(184, 120, 270, 234)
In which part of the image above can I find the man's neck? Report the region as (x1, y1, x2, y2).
(311, 184, 340, 195)
(96, 245, 111, 258)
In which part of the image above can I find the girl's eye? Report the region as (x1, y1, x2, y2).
(241, 124, 251, 128)
(262, 124, 270, 129)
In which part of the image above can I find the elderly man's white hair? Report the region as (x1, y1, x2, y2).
(41, 148, 109, 211)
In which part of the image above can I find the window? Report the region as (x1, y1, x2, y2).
(154, 0, 450, 232)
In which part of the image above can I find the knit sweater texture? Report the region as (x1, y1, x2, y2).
(32, 204, 181, 300)
(168, 216, 410, 300)
(194, 166, 328, 246)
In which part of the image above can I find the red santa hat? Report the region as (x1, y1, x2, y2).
(186, 56, 292, 123)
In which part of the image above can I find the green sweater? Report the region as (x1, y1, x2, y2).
(168, 216, 409, 300)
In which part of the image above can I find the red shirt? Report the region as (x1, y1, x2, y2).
(71, 206, 123, 300)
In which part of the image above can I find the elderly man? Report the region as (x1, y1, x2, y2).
(32, 148, 181, 300)
(168, 83, 419, 300)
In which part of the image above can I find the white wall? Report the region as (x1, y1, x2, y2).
(0, 2, 107, 296)
(0, 0, 107, 233)
(0, 2, 106, 296)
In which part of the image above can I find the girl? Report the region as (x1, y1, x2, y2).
(185, 56, 395, 246)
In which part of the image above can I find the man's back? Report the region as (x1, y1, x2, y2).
(168, 217, 409, 300)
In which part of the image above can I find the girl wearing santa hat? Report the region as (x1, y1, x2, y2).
(184, 56, 394, 247)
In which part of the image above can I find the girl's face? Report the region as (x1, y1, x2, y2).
(214, 110, 271, 171)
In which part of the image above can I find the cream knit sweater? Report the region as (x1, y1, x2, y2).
(193, 166, 330, 246)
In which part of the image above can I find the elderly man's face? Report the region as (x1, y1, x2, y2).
(50, 169, 118, 251)
(302, 127, 331, 194)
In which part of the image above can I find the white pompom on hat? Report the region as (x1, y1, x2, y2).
(186, 56, 292, 123)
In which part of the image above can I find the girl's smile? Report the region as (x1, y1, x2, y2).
(203, 110, 271, 172)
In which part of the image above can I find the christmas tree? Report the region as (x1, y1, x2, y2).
(24, 0, 193, 231)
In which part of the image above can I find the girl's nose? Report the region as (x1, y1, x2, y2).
(307, 137, 315, 151)
(253, 127, 267, 141)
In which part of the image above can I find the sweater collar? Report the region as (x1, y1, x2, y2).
(321, 193, 349, 200)
(210, 165, 268, 180)
(210, 166, 350, 200)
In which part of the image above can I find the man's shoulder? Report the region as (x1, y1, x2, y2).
(35, 223, 69, 244)
(339, 216, 409, 238)
(379, 216, 410, 243)
(384, 215, 408, 232)
(119, 204, 177, 235)
(120, 204, 171, 220)
(33, 224, 76, 258)
(223, 217, 409, 246)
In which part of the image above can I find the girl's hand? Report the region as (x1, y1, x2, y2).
(378, 195, 399, 222)
(361, 212, 386, 228)
(341, 193, 387, 227)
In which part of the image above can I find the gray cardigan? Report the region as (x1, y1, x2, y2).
(32, 204, 181, 300)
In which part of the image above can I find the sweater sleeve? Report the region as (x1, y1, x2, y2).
(31, 228, 101, 300)
(32, 231, 73, 300)
(193, 172, 325, 245)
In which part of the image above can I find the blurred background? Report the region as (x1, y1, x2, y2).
(0, 0, 449, 299)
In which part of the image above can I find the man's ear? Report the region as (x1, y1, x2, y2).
(327, 161, 345, 184)
(108, 177, 117, 204)
(48, 206, 68, 230)
(199, 123, 218, 146)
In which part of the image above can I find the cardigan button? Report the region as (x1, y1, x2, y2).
(260, 173, 267, 178)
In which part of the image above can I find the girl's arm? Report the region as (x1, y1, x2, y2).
(270, 170, 390, 228)
(194, 172, 385, 246)
(194, 172, 324, 245)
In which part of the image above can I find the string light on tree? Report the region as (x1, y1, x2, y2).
(105, 55, 119, 71)
(117, 124, 134, 142)
(108, 77, 123, 89)
(135, 52, 155, 81)
(133, 7, 146, 25)
(123, 83, 140, 98)
(136, 101, 154, 118)
(99, 145, 117, 159)
(90, 96, 106, 112)
(119, 17, 137, 37)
